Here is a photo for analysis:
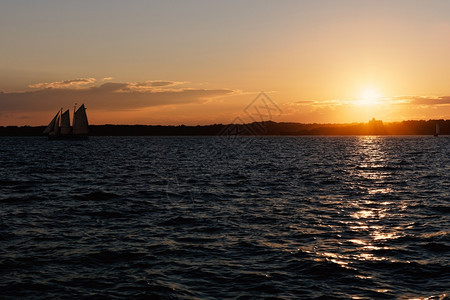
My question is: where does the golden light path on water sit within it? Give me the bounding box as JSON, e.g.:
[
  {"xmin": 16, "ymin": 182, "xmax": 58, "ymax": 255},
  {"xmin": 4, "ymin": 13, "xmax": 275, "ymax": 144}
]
[
  {"xmin": 349, "ymin": 136, "xmax": 404, "ymax": 249},
  {"xmin": 265, "ymin": 136, "xmax": 447, "ymax": 299},
  {"xmin": 260, "ymin": 137, "xmax": 409, "ymax": 258},
  {"xmin": 313, "ymin": 137, "xmax": 409, "ymax": 294}
]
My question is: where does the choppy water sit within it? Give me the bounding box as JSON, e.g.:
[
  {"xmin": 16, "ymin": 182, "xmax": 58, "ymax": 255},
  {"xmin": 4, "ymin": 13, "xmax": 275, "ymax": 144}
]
[{"xmin": 0, "ymin": 136, "xmax": 449, "ymax": 299}]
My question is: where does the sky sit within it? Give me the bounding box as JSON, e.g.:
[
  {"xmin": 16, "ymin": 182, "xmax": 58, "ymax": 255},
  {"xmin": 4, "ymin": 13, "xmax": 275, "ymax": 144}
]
[{"xmin": 1, "ymin": 0, "xmax": 450, "ymax": 126}]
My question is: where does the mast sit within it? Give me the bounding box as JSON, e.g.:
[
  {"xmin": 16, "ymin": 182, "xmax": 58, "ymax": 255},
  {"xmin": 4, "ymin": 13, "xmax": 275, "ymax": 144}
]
[{"xmin": 73, "ymin": 103, "xmax": 77, "ymax": 129}]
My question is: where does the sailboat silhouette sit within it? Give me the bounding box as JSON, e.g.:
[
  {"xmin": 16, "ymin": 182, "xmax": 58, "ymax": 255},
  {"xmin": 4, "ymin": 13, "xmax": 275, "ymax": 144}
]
[
  {"xmin": 433, "ymin": 122, "xmax": 439, "ymax": 137},
  {"xmin": 43, "ymin": 104, "xmax": 89, "ymax": 140}
]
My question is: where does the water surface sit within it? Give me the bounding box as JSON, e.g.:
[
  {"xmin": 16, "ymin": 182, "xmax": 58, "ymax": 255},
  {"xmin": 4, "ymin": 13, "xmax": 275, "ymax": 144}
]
[{"xmin": 0, "ymin": 136, "xmax": 449, "ymax": 299}]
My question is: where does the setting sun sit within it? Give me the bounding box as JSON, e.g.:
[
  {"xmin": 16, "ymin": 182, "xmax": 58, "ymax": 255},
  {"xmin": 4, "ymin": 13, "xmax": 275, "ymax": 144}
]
[{"xmin": 358, "ymin": 88, "xmax": 382, "ymax": 106}]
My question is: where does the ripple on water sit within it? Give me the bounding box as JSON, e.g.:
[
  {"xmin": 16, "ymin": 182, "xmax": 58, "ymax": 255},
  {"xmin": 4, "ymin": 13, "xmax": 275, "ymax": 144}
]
[{"xmin": 0, "ymin": 136, "xmax": 449, "ymax": 299}]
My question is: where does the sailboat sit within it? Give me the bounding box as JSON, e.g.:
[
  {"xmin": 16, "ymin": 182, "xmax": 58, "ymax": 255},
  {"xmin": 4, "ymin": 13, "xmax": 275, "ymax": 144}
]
[
  {"xmin": 434, "ymin": 122, "xmax": 440, "ymax": 137},
  {"xmin": 43, "ymin": 104, "xmax": 89, "ymax": 140}
]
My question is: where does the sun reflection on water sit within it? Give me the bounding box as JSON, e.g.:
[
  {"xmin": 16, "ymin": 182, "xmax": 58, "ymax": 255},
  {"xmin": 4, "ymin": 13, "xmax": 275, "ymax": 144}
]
[
  {"xmin": 344, "ymin": 136, "xmax": 404, "ymax": 263},
  {"xmin": 351, "ymin": 210, "xmax": 375, "ymax": 219}
]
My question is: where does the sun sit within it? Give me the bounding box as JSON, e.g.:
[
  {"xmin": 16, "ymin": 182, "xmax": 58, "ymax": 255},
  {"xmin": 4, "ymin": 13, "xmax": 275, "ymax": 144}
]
[{"xmin": 358, "ymin": 88, "xmax": 381, "ymax": 106}]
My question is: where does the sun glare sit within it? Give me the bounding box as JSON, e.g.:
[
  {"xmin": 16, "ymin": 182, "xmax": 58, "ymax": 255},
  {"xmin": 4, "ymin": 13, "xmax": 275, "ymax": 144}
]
[{"xmin": 358, "ymin": 89, "xmax": 381, "ymax": 106}]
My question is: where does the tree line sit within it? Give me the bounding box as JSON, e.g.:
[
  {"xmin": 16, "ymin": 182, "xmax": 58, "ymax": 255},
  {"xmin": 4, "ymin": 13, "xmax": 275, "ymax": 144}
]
[{"xmin": 0, "ymin": 119, "xmax": 447, "ymax": 136}]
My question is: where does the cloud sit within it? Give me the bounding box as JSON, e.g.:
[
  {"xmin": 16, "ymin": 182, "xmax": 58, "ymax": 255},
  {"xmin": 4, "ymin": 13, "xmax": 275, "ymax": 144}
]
[
  {"xmin": 0, "ymin": 80, "xmax": 234, "ymax": 112},
  {"xmin": 404, "ymin": 96, "xmax": 450, "ymax": 105},
  {"xmin": 122, "ymin": 80, "xmax": 187, "ymax": 92},
  {"xmin": 29, "ymin": 78, "xmax": 96, "ymax": 89},
  {"xmin": 295, "ymin": 100, "xmax": 315, "ymax": 104},
  {"xmin": 290, "ymin": 99, "xmax": 346, "ymax": 107},
  {"xmin": 289, "ymin": 96, "xmax": 450, "ymax": 108}
]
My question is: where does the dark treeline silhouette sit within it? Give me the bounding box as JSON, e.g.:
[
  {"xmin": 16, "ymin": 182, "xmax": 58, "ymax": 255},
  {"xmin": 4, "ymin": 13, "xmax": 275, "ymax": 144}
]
[{"xmin": 0, "ymin": 119, "xmax": 448, "ymax": 136}]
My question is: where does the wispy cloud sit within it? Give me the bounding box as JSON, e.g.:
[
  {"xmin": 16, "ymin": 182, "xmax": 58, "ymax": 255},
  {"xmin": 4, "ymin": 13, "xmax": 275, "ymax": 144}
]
[
  {"xmin": 289, "ymin": 95, "xmax": 450, "ymax": 107},
  {"xmin": 295, "ymin": 100, "xmax": 315, "ymax": 104},
  {"xmin": 122, "ymin": 80, "xmax": 188, "ymax": 92},
  {"xmin": 29, "ymin": 78, "xmax": 97, "ymax": 89},
  {"xmin": 290, "ymin": 99, "xmax": 349, "ymax": 107},
  {"xmin": 402, "ymin": 96, "xmax": 450, "ymax": 105}
]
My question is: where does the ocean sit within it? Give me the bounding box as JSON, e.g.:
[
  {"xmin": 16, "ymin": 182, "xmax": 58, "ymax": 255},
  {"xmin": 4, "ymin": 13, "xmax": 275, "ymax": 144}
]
[{"xmin": 0, "ymin": 136, "xmax": 449, "ymax": 299}]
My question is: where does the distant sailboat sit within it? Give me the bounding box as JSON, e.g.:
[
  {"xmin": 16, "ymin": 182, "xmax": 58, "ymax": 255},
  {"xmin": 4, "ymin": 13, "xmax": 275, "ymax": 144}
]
[
  {"xmin": 44, "ymin": 104, "xmax": 89, "ymax": 140},
  {"xmin": 434, "ymin": 122, "xmax": 440, "ymax": 137}
]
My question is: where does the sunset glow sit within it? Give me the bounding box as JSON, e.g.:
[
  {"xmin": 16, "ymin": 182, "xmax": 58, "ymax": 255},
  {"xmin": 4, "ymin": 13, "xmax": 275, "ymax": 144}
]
[{"xmin": 1, "ymin": 1, "xmax": 450, "ymax": 125}]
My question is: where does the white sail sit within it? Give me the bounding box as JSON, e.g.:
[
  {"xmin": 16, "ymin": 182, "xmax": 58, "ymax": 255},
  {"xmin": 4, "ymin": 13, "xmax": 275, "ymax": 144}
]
[
  {"xmin": 60, "ymin": 109, "xmax": 71, "ymax": 135},
  {"xmin": 73, "ymin": 104, "xmax": 89, "ymax": 135},
  {"xmin": 43, "ymin": 112, "xmax": 59, "ymax": 134}
]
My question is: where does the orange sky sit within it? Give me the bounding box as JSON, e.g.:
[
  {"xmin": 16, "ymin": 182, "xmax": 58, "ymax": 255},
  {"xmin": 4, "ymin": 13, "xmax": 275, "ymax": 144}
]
[{"xmin": 1, "ymin": 1, "xmax": 450, "ymax": 126}]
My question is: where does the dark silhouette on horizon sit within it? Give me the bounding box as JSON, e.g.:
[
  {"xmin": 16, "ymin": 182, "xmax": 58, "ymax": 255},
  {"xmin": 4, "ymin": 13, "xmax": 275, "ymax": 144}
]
[{"xmin": 0, "ymin": 119, "xmax": 448, "ymax": 136}]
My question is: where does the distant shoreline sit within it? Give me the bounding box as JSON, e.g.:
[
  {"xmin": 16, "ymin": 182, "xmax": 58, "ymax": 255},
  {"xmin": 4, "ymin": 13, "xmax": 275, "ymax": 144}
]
[{"xmin": 0, "ymin": 119, "xmax": 447, "ymax": 136}]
